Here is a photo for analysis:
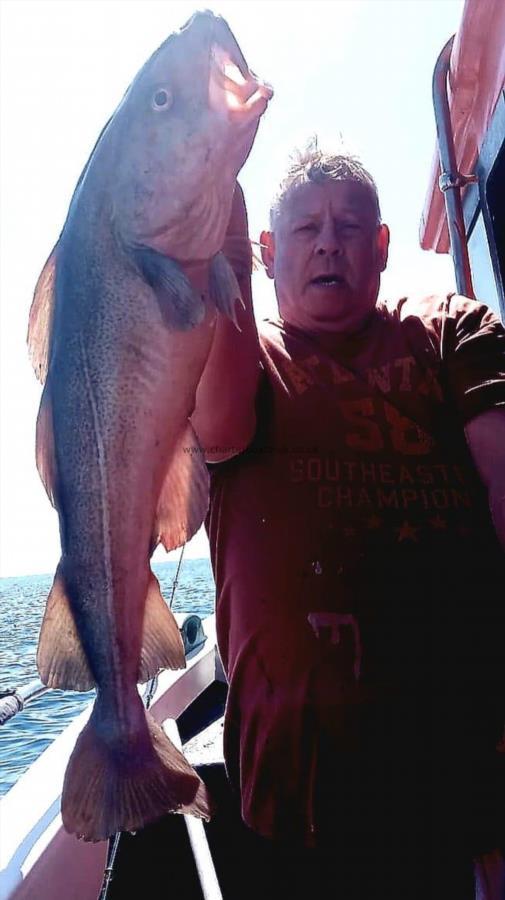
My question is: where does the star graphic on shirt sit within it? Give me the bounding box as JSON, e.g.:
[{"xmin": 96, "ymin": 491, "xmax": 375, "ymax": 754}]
[
  {"xmin": 343, "ymin": 526, "xmax": 356, "ymax": 538},
  {"xmin": 366, "ymin": 514, "xmax": 382, "ymax": 529},
  {"xmin": 429, "ymin": 515, "xmax": 447, "ymax": 530},
  {"xmin": 397, "ymin": 520, "xmax": 419, "ymax": 542}
]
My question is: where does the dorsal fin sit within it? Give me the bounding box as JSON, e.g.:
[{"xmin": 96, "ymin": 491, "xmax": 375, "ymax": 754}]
[
  {"xmin": 36, "ymin": 382, "xmax": 58, "ymax": 507},
  {"xmin": 27, "ymin": 244, "xmax": 58, "ymax": 384},
  {"xmin": 27, "ymin": 113, "xmax": 116, "ymax": 386}
]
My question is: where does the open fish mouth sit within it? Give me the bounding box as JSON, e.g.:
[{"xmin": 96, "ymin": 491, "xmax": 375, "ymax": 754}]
[{"xmin": 208, "ymin": 23, "xmax": 273, "ymax": 119}]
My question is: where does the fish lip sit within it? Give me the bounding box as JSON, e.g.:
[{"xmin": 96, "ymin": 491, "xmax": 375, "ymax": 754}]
[
  {"xmin": 208, "ymin": 17, "xmax": 273, "ymax": 117},
  {"xmin": 211, "ymin": 14, "xmax": 250, "ymax": 79},
  {"xmin": 208, "ymin": 47, "xmax": 273, "ymax": 117}
]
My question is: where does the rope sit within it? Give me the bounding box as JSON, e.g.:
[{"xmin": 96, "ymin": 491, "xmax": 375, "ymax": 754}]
[
  {"xmin": 0, "ymin": 680, "xmax": 52, "ymax": 725},
  {"xmin": 0, "ymin": 690, "xmax": 24, "ymax": 725},
  {"xmin": 98, "ymin": 544, "xmax": 186, "ymax": 899}
]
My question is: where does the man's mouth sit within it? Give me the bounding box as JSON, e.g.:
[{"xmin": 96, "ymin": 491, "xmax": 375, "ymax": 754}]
[{"xmin": 310, "ymin": 275, "xmax": 345, "ymax": 287}]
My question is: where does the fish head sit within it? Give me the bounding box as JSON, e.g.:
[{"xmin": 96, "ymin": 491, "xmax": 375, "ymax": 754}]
[{"xmin": 106, "ymin": 11, "xmax": 273, "ymax": 260}]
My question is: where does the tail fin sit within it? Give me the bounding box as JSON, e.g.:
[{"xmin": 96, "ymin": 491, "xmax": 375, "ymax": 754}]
[{"xmin": 61, "ymin": 695, "xmax": 211, "ymax": 842}]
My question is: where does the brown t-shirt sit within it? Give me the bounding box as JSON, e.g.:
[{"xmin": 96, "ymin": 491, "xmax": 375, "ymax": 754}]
[{"xmin": 207, "ymin": 294, "xmax": 505, "ymax": 847}]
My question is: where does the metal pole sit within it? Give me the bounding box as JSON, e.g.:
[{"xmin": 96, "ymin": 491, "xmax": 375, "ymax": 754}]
[
  {"xmin": 432, "ymin": 36, "xmax": 477, "ymax": 298},
  {"xmin": 164, "ymin": 718, "xmax": 223, "ymax": 900}
]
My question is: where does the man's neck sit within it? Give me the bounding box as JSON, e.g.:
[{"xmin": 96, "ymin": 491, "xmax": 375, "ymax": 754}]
[{"xmin": 282, "ymin": 307, "xmax": 382, "ymax": 355}]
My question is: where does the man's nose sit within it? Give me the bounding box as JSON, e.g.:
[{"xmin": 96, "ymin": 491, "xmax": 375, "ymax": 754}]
[{"xmin": 315, "ymin": 220, "xmax": 341, "ymax": 256}]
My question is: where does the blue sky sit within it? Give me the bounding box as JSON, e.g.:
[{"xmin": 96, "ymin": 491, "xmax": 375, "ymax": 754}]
[{"xmin": 0, "ymin": 0, "xmax": 464, "ymax": 576}]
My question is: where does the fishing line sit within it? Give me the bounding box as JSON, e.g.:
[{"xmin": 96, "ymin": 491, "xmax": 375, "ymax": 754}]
[{"xmin": 169, "ymin": 543, "xmax": 186, "ymax": 608}]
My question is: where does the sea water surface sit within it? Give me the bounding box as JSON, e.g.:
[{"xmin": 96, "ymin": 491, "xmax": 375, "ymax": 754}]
[{"xmin": 0, "ymin": 558, "xmax": 215, "ymax": 796}]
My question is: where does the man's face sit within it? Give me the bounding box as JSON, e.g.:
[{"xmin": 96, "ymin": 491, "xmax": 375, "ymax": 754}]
[{"xmin": 262, "ymin": 179, "xmax": 389, "ymax": 335}]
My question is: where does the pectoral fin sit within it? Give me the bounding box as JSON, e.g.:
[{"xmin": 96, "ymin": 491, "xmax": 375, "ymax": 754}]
[
  {"xmin": 37, "ymin": 564, "xmax": 95, "ymax": 691},
  {"xmin": 134, "ymin": 247, "xmax": 205, "ymax": 330},
  {"xmin": 209, "ymin": 251, "xmax": 244, "ymax": 328},
  {"xmin": 138, "ymin": 571, "xmax": 186, "ymax": 682},
  {"xmin": 152, "ymin": 423, "xmax": 209, "ymax": 553},
  {"xmin": 28, "ymin": 244, "xmax": 58, "ymax": 384}
]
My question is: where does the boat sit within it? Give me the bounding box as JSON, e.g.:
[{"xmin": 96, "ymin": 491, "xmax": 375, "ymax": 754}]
[{"xmin": 1, "ymin": 0, "xmax": 504, "ymax": 897}]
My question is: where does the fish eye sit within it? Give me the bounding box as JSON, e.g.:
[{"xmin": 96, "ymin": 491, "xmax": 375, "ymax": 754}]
[{"xmin": 152, "ymin": 87, "xmax": 172, "ymax": 111}]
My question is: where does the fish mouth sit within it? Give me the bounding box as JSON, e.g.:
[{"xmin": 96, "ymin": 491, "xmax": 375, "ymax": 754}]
[{"xmin": 208, "ymin": 19, "xmax": 273, "ymax": 119}]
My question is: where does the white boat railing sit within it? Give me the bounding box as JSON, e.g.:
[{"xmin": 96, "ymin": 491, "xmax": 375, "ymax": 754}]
[{"xmin": 0, "ymin": 605, "xmax": 207, "ymax": 728}]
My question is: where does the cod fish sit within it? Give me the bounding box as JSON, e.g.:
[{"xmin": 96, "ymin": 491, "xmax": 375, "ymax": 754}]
[{"xmin": 27, "ymin": 11, "xmax": 272, "ymax": 842}]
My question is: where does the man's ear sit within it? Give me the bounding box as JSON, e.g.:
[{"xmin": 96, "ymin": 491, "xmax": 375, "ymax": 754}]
[
  {"xmin": 377, "ymin": 224, "xmax": 390, "ymax": 272},
  {"xmin": 260, "ymin": 230, "xmax": 275, "ymax": 280}
]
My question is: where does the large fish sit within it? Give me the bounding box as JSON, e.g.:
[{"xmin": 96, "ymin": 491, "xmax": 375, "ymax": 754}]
[{"xmin": 27, "ymin": 11, "xmax": 272, "ymax": 842}]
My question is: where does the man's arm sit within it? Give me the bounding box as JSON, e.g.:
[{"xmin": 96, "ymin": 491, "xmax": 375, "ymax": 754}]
[
  {"xmin": 192, "ymin": 184, "xmax": 262, "ymax": 463},
  {"xmin": 465, "ymin": 408, "xmax": 505, "ymax": 550},
  {"xmin": 432, "ymin": 294, "xmax": 505, "ymax": 548}
]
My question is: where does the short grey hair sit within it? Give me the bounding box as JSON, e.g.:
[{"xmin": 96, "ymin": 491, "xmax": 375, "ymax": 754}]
[{"xmin": 269, "ymin": 136, "xmax": 381, "ymax": 229}]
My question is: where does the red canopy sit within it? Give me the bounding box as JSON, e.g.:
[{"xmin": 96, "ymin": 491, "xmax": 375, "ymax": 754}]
[{"xmin": 419, "ymin": 0, "xmax": 505, "ymax": 253}]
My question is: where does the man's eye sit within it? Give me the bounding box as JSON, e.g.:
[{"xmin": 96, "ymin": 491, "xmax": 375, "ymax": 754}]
[{"xmin": 296, "ymin": 224, "xmax": 316, "ymax": 233}]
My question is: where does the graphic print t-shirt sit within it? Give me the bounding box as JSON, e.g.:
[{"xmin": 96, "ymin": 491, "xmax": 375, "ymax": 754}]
[{"xmin": 207, "ymin": 295, "xmax": 505, "ymax": 845}]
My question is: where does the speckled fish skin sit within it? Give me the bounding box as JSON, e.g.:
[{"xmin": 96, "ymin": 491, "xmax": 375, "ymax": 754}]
[{"xmin": 28, "ymin": 10, "xmax": 272, "ymax": 842}]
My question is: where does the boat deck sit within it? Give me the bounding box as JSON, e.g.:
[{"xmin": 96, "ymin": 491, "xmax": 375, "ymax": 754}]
[{"xmin": 106, "ymin": 761, "xmax": 255, "ymax": 899}]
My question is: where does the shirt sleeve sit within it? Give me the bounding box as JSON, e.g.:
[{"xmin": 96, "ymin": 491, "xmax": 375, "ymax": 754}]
[{"xmin": 441, "ymin": 294, "xmax": 505, "ymax": 422}]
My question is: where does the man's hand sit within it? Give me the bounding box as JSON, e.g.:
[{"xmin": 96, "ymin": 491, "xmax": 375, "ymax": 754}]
[
  {"xmin": 222, "ymin": 183, "xmax": 253, "ymax": 286},
  {"xmin": 192, "ymin": 183, "xmax": 261, "ymax": 462}
]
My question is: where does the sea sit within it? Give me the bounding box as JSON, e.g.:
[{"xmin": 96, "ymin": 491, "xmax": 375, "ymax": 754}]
[{"xmin": 0, "ymin": 558, "xmax": 215, "ymax": 796}]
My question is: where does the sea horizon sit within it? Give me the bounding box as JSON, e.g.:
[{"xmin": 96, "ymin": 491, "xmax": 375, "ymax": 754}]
[{"xmin": 0, "ymin": 553, "xmax": 211, "ymax": 582}]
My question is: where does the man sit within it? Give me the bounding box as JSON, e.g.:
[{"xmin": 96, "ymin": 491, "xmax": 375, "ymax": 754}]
[{"xmin": 192, "ymin": 142, "xmax": 505, "ymax": 899}]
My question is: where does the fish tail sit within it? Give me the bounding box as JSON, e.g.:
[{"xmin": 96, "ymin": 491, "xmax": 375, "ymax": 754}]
[{"xmin": 61, "ymin": 693, "xmax": 211, "ymax": 842}]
